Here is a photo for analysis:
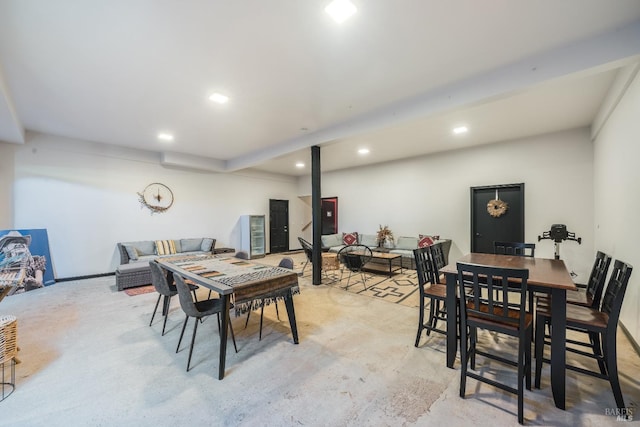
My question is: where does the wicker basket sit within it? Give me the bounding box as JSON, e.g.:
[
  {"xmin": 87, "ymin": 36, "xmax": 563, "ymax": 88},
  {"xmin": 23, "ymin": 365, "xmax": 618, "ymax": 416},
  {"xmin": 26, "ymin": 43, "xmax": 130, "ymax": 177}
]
[{"xmin": 0, "ymin": 315, "xmax": 17, "ymax": 401}]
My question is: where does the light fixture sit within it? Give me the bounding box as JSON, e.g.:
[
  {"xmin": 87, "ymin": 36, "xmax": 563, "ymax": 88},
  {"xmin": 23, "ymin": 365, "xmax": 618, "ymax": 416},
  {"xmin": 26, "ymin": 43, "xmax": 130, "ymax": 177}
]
[
  {"xmin": 295, "ymin": 162, "xmax": 305, "ymax": 168},
  {"xmin": 157, "ymin": 133, "xmax": 174, "ymax": 142},
  {"xmin": 358, "ymin": 148, "xmax": 370, "ymax": 155},
  {"xmin": 209, "ymin": 92, "xmax": 229, "ymax": 104},
  {"xmin": 453, "ymin": 126, "xmax": 468, "ymax": 135},
  {"xmin": 325, "ymin": 0, "xmax": 357, "ymax": 23}
]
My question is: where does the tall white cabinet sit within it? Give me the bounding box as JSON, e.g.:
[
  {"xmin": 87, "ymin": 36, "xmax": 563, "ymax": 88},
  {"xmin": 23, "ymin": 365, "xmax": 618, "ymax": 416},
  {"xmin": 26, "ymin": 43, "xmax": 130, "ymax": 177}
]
[{"xmin": 240, "ymin": 215, "xmax": 266, "ymax": 259}]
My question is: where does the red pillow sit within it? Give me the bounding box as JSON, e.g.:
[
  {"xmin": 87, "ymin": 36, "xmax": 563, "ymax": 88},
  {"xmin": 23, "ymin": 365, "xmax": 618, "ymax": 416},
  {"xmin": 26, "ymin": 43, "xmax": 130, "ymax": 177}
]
[
  {"xmin": 418, "ymin": 235, "xmax": 436, "ymax": 248},
  {"xmin": 343, "ymin": 232, "xmax": 358, "ymax": 245}
]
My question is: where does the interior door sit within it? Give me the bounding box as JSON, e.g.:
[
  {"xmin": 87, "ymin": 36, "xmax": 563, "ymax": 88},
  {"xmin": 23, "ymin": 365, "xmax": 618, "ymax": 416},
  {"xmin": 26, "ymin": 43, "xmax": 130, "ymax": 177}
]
[
  {"xmin": 321, "ymin": 197, "xmax": 338, "ymax": 235},
  {"xmin": 471, "ymin": 184, "xmax": 525, "ymax": 253},
  {"xmin": 269, "ymin": 199, "xmax": 289, "ymax": 253}
]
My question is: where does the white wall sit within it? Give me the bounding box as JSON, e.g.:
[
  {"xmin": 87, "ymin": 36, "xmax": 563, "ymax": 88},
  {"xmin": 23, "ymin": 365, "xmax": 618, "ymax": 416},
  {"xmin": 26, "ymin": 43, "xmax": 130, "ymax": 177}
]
[
  {"xmin": 0, "ymin": 141, "xmax": 14, "ymax": 228},
  {"xmin": 593, "ymin": 70, "xmax": 640, "ymax": 343},
  {"xmin": 11, "ymin": 133, "xmax": 305, "ymax": 278},
  {"xmin": 300, "ymin": 128, "xmax": 595, "ymax": 280}
]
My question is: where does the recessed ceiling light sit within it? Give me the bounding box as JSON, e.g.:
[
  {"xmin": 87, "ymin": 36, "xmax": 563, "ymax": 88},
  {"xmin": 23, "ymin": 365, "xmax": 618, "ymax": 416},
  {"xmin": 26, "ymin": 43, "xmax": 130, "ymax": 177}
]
[
  {"xmin": 157, "ymin": 133, "xmax": 174, "ymax": 142},
  {"xmin": 325, "ymin": 0, "xmax": 357, "ymax": 23},
  {"xmin": 358, "ymin": 148, "xmax": 370, "ymax": 155},
  {"xmin": 295, "ymin": 162, "xmax": 305, "ymax": 168},
  {"xmin": 209, "ymin": 93, "xmax": 229, "ymax": 104},
  {"xmin": 453, "ymin": 126, "xmax": 468, "ymax": 135}
]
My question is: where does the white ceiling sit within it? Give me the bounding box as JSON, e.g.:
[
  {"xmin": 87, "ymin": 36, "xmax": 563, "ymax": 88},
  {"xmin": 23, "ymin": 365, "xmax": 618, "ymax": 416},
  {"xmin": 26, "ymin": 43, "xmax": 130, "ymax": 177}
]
[{"xmin": 1, "ymin": 1, "xmax": 640, "ymax": 176}]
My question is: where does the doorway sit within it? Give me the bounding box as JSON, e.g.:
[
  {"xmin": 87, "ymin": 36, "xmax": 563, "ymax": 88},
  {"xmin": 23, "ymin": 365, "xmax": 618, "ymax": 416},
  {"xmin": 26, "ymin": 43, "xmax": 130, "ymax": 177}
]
[
  {"xmin": 269, "ymin": 199, "xmax": 289, "ymax": 253},
  {"xmin": 321, "ymin": 197, "xmax": 338, "ymax": 235},
  {"xmin": 471, "ymin": 183, "xmax": 525, "ymax": 254}
]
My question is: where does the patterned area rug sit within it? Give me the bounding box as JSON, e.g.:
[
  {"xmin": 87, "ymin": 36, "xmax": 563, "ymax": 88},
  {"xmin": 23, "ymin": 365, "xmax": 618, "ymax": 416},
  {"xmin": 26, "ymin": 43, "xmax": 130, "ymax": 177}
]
[
  {"xmin": 124, "ymin": 285, "xmax": 155, "ymax": 296},
  {"xmin": 301, "ymin": 267, "xmax": 420, "ymax": 308}
]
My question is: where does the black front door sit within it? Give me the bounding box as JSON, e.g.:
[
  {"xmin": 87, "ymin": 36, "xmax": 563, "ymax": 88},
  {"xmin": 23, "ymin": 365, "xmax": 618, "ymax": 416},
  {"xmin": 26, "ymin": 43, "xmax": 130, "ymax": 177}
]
[
  {"xmin": 269, "ymin": 199, "xmax": 289, "ymax": 253},
  {"xmin": 471, "ymin": 184, "xmax": 525, "ymax": 254}
]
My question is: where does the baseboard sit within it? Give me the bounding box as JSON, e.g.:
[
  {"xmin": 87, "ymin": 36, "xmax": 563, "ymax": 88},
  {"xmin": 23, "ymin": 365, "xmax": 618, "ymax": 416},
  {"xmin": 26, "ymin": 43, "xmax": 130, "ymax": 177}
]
[
  {"xmin": 55, "ymin": 272, "xmax": 115, "ymax": 282},
  {"xmin": 620, "ymin": 322, "xmax": 640, "ymax": 357}
]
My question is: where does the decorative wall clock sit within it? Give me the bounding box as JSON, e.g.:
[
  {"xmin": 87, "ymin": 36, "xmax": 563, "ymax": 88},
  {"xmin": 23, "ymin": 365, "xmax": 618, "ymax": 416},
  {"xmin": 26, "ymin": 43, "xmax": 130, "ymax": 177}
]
[{"xmin": 138, "ymin": 183, "xmax": 174, "ymax": 214}]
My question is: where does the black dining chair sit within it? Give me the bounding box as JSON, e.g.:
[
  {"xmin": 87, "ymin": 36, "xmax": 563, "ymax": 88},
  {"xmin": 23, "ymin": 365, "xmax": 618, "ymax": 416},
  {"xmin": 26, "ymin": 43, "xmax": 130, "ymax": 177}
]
[
  {"xmin": 534, "ymin": 259, "xmax": 633, "ymax": 411},
  {"xmin": 413, "ymin": 246, "xmax": 449, "ymax": 346},
  {"xmin": 298, "ymin": 237, "xmax": 313, "ymax": 275},
  {"xmin": 337, "ymin": 245, "xmax": 373, "ymax": 290},
  {"xmin": 174, "ymin": 274, "xmax": 238, "ymax": 372},
  {"xmin": 244, "ymin": 257, "xmax": 294, "ymax": 340},
  {"xmin": 494, "ymin": 241, "xmax": 536, "ymax": 257},
  {"xmin": 457, "ymin": 262, "xmax": 532, "ymax": 425},
  {"xmin": 567, "ymin": 251, "xmax": 612, "ymax": 308},
  {"xmin": 148, "ymin": 261, "xmax": 198, "ymax": 336}
]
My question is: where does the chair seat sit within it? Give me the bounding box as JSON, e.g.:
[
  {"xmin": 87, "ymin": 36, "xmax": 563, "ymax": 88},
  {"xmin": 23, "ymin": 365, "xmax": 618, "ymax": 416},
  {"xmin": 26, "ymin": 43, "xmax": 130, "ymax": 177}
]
[
  {"xmin": 468, "ymin": 302, "xmax": 533, "ymax": 332},
  {"xmin": 193, "ymin": 298, "xmax": 227, "ymax": 317},
  {"xmin": 537, "ymin": 303, "xmax": 609, "ymax": 330},
  {"xmin": 423, "ymin": 283, "xmax": 447, "ymax": 299}
]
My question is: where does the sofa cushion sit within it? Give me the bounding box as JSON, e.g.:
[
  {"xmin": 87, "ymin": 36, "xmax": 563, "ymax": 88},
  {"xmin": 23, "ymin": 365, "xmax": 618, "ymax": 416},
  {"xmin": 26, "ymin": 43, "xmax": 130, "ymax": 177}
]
[
  {"xmin": 122, "ymin": 244, "xmax": 139, "ymax": 261},
  {"xmin": 131, "ymin": 240, "xmax": 156, "ymax": 256},
  {"xmin": 321, "ymin": 233, "xmax": 342, "ymax": 248},
  {"xmin": 395, "ymin": 236, "xmax": 418, "ymax": 250},
  {"xmin": 155, "ymin": 240, "xmax": 177, "ymax": 255},
  {"xmin": 418, "ymin": 235, "xmax": 436, "ymax": 248},
  {"xmin": 360, "ymin": 233, "xmax": 378, "ymax": 247},
  {"xmin": 342, "ymin": 232, "xmax": 358, "ymax": 245},
  {"xmin": 201, "ymin": 238, "xmax": 214, "ymax": 252},
  {"xmin": 180, "ymin": 238, "xmax": 203, "ymax": 252}
]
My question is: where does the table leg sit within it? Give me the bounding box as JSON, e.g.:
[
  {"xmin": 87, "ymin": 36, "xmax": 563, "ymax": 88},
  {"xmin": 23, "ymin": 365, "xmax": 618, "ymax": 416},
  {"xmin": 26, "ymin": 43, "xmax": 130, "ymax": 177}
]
[
  {"xmin": 550, "ymin": 288, "xmax": 566, "ymax": 409},
  {"xmin": 445, "ymin": 271, "xmax": 457, "ymax": 368},
  {"xmin": 284, "ymin": 290, "xmax": 299, "ymax": 344},
  {"xmin": 218, "ymin": 294, "xmax": 231, "ymax": 380}
]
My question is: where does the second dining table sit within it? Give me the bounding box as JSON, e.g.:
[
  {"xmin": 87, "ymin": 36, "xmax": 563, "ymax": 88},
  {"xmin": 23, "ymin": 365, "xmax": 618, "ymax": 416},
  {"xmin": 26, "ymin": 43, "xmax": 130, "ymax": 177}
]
[{"xmin": 440, "ymin": 253, "xmax": 576, "ymax": 410}]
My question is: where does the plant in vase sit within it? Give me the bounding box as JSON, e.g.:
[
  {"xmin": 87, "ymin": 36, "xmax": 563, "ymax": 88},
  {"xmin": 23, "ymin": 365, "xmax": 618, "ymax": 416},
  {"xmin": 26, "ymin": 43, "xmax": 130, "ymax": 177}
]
[{"xmin": 377, "ymin": 225, "xmax": 394, "ymax": 248}]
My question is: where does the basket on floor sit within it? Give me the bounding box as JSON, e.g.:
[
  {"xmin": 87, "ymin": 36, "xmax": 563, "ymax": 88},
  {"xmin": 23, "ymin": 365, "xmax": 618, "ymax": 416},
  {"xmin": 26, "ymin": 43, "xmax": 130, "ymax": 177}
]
[{"xmin": 0, "ymin": 315, "xmax": 17, "ymax": 401}]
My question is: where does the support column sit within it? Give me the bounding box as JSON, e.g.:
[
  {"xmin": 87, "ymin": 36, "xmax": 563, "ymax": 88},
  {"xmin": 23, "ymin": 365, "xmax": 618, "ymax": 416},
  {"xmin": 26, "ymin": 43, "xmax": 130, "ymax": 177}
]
[{"xmin": 311, "ymin": 146, "xmax": 322, "ymax": 285}]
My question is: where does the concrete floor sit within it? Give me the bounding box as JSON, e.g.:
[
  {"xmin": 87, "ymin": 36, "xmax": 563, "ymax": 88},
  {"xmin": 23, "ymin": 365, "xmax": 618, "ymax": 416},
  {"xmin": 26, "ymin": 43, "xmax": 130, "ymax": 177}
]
[{"xmin": 0, "ymin": 253, "xmax": 638, "ymax": 426}]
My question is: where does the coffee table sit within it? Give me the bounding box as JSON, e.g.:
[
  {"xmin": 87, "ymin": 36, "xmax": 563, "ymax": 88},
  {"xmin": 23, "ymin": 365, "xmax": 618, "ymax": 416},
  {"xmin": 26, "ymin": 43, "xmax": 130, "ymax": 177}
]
[{"xmin": 349, "ymin": 250, "xmax": 402, "ymax": 276}]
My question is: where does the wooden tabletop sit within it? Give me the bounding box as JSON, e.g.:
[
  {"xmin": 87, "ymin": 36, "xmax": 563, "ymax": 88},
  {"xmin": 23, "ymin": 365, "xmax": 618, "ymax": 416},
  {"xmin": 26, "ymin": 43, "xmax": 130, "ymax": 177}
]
[{"xmin": 440, "ymin": 253, "xmax": 576, "ymax": 290}]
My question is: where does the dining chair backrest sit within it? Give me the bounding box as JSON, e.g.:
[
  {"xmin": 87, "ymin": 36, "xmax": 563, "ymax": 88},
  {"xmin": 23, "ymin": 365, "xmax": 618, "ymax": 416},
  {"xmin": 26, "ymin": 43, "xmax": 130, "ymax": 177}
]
[
  {"xmin": 413, "ymin": 246, "xmax": 433, "ymax": 287},
  {"xmin": 429, "ymin": 243, "xmax": 446, "ymax": 284},
  {"xmin": 494, "ymin": 241, "xmax": 536, "ymax": 257},
  {"xmin": 278, "ymin": 257, "xmax": 294, "ymax": 270},
  {"xmin": 149, "ymin": 261, "xmax": 176, "ymax": 296},
  {"xmin": 457, "ymin": 262, "xmax": 529, "ymax": 331},
  {"xmin": 600, "ymin": 260, "xmax": 633, "ymax": 327},
  {"xmin": 298, "ymin": 237, "xmax": 313, "ymax": 262},
  {"xmin": 173, "ymin": 274, "xmax": 201, "ymax": 318},
  {"xmin": 235, "ymin": 251, "xmax": 249, "ymax": 259},
  {"xmin": 584, "ymin": 251, "xmax": 612, "ymax": 309}
]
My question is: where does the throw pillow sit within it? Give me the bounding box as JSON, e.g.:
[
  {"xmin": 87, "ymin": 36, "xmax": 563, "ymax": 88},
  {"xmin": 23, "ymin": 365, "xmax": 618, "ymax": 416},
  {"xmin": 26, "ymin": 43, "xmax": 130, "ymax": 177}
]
[
  {"xmin": 418, "ymin": 235, "xmax": 435, "ymax": 248},
  {"xmin": 321, "ymin": 233, "xmax": 342, "ymax": 248},
  {"xmin": 201, "ymin": 238, "xmax": 214, "ymax": 252},
  {"xmin": 123, "ymin": 244, "xmax": 139, "ymax": 261},
  {"xmin": 343, "ymin": 232, "xmax": 358, "ymax": 245},
  {"xmin": 155, "ymin": 240, "xmax": 177, "ymax": 256}
]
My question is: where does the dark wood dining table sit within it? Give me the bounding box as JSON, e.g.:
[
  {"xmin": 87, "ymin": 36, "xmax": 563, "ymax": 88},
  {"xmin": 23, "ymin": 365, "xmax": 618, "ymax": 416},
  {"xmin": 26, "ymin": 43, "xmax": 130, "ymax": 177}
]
[
  {"xmin": 440, "ymin": 253, "xmax": 576, "ymax": 409},
  {"xmin": 157, "ymin": 254, "xmax": 300, "ymax": 380}
]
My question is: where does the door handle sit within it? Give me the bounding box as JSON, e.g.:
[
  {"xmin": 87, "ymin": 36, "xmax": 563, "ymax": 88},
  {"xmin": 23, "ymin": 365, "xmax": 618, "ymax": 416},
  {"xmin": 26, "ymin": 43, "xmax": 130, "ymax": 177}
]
[{"xmin": 476, "ymin": 233, "xmax": 482, "ymax": 237}]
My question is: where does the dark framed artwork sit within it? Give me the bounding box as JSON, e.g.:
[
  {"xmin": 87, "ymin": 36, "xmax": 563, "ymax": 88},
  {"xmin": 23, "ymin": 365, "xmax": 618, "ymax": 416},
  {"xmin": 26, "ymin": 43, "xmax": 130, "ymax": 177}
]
[{"xmin": 0, "ymin": 228, "xmax": 55, "ymax": 296}]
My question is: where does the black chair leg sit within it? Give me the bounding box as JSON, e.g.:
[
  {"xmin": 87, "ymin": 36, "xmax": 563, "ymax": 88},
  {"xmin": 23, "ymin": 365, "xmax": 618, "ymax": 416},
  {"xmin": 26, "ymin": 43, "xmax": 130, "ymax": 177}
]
[
  {"xmin": 186, "ymin": 317, "xmax": 199, "ymax": 371},
  {"xmin": 534, "ymin": 316, "xmax": 546, "ymax": 389},
  {"xmin": 244, "ymin": 310, "xmax": 251, "ymax": 329},
  {"xmin": 426, "ymin": 300, "xmax": 435, "ymax": 336},
  {"xmin": 177, "ymin": 315, "xmax": 189, "ymax": 353},
  {"xmin": 604, "ymin": 332, "xmax": 625, "ymax": 409},
  {"xmin": 259, "ymin": 305, "xmax": 265, "ymax": 341},
  {"xmin": 161, "ymin": 295, "xmax": 171, "ymax": 336},
  {"xmin": 149, "ymin": 294, "xmax": 162, "ymax": 326},
  {"xmin": 415, "ymin": 298, "xmax": 425, "ymax": 347},
  {"xmin": 229, "ymin": 320, "xmax": 238, "ymax": 353}
]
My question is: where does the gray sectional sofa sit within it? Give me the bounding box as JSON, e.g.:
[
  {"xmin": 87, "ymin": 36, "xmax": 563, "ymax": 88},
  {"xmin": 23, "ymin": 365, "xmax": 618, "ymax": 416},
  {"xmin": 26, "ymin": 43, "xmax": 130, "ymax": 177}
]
[
  {"xmin": 321, "ymin": 233, "xmax": 451, "ymax": 269},
  {"xmin": 115, "ymin": 238, "xmax": 216, "ymax": 290}
]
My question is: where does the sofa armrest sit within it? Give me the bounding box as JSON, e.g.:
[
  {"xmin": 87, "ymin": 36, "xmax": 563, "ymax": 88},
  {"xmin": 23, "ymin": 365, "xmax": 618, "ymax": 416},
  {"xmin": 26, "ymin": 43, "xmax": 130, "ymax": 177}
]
[{"xmin": 117, "ymin": 242, "xmax": 130, "ymax": 264}]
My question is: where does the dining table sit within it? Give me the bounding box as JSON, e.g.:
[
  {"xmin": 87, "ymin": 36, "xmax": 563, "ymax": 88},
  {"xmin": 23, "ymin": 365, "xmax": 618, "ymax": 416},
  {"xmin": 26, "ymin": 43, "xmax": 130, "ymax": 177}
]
[
  {"xmin": 157, "ymin": 253, "xmax": 300, "ymax": 380},
  {"xmin": 440, "ymin": 253, "xmax": 576, "ymax": 410}
]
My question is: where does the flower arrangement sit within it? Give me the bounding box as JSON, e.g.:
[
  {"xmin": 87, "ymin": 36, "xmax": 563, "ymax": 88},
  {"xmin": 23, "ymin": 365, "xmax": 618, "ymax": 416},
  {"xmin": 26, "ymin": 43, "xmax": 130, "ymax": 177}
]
[{"xmin": 377, "ymin": 225, "xmax": 394, "ymax": 246}]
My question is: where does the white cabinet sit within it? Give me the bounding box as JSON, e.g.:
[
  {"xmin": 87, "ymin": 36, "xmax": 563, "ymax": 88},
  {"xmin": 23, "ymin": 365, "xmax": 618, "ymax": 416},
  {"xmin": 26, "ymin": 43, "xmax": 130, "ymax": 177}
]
[{"xmin": 240, "ymin": 215, "xmax": 266, "ymax": 259}]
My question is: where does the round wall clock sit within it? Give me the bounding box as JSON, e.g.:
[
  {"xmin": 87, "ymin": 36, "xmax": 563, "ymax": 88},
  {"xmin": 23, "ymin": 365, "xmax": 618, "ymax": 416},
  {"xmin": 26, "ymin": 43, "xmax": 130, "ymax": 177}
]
[{"xmin": 138, "ymin": 183, "xmax": 174, "ymax": 214}]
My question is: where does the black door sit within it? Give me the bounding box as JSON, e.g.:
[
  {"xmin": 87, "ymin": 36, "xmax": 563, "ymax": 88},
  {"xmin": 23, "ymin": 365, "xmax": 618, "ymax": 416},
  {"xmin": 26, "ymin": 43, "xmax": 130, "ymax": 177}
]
[
  {"xmin": 471, "ymin": 184, "xmax": 525, "ymax": 254},
  {"xmin": 269, "ymin": 199, "xmax": 289, "ymax": 253},
  {"xmin": 321, "ymin": 197, "xmax": 338, "ymax": 235}
]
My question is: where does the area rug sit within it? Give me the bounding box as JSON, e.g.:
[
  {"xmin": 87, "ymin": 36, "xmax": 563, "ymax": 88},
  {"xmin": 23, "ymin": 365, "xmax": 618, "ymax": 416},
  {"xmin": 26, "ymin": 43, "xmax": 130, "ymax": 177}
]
[
  {"xmin": 124, "ymin": 285, "xmax": 155, "ymax": 296},
  {"xmin": 301, "ymin": 268, "xmax": 420, "ymax": 308}
]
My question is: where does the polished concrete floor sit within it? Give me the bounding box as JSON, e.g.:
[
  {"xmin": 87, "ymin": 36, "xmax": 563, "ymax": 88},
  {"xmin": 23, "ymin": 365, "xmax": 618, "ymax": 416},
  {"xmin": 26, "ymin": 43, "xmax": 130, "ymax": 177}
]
[{"xmin": 0, "ymin": 254, "xmax": 638, "ymax": 426}]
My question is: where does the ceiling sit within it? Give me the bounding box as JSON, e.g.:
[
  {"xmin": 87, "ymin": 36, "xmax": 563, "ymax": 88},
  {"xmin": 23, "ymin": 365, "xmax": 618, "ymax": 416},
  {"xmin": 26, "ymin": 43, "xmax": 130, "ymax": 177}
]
[{"xmin": 1, "ymin": 1, "xmax": 640, "ymax": 177}]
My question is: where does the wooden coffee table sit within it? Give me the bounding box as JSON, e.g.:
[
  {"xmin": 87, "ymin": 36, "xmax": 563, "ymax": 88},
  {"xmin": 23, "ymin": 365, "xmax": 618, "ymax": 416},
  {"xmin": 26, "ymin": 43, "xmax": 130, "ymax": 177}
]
[{"xmin": 360, "ymin": 251, "xmax": 403, "ymax": 276}]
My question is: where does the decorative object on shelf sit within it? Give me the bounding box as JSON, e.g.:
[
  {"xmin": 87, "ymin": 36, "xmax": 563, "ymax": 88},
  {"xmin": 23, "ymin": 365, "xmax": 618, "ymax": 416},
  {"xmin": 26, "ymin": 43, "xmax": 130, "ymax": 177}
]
[
  {"xmin": 487, "ymin": 189, "xmax": 508, "ymax": 218},
  {"xmin": 138, "ymin": 183, "xmax": 174, "ymax": 214},
  {"xmin": 377, "ymin": 225, "xmax": 394, "ymax": 247}
]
